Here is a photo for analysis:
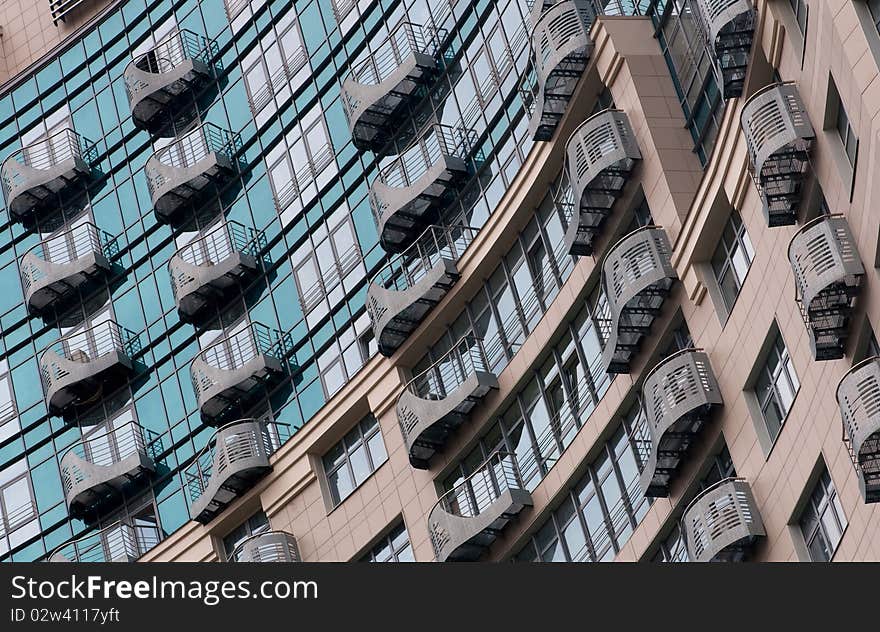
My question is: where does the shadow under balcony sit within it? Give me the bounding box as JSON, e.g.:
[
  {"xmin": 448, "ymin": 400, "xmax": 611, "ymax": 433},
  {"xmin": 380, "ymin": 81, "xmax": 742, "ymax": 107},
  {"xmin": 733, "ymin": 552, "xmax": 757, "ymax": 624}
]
[
  {"xmin": 124, "ymin": 29, "xmax": 217, "ymax": 136},
  {"xmin": 563, "ymin": 109, "xmax": 641, "ymax": 256},
  {"xmin": 60, "ymin": 421, "xmax": 159, "ymax": 518},
  {"xmin": 397, "ymin": 335, "xmax": 498, "ymax": 469},
  {"xmin": 187, "ymin": 419, "xmax": 287, "ymax": 524},
  {"xmin": 40, "ymin": 320, "xmax": 140, "ymax": 417},
  {"xmin": 146, "ymin": 123, "xmax": 241, "ymax": 225},
  {"xmin": 692, "ymin": 0, "xmax": 755, "ymax": 99},
  {"xmin": 229, "ymin": 530, "xmax": 301, "ymax": 562},
  {"xmin": 1, "ymin": 129, "xmax": 98, "ymax": 226},
  {"xmin": 370, "ymin": 124, "xmax": 472, "ymax": 253},
  {"xmin": 20, "ymin": 222, "xmax": 118, "ymax": 315},
  {"xmin": 368, "ymin": 225, "xmax": 475, "ymax": 357},
  {"xmin": 528, "ymin": 1, "xmax": 594, "ymax": 141},
  {"xmin": 599, "ymin": 226, "xmax": 677, "ymax": 374},
  {"xmin": 169, "ymin": 220, "xmax": 264, "ymax": 323},
  {"xmin": 341, "ymin": 22, "xmax": 443, "ymax": 152},
  {"xmin": 837, "ymin": 358, "xmax": 880, "ymax": 503},
  {"xmin": 788, "ymin": 214, "xmax": 864, "ymax": 361},
  {"xmin": 682, "ymin": 477, "xmax": 765, "ymax": 562},
  {"xmin": 191, "ymin": 322, "xmax": 288, "ymax": 423},
  {"xmin": 639, "ymin": 349, "xmax": 723, "ymax": 498},
  {"xmin": 741, "ymin": 82, "xmax": 815, "ymax": 227},
  {"xmin": 429, "ymin": 452, "xmax": 532, "ymax": 562},
  {"xmin": 48, "ymin": 520, "xmax": 161, "ymax": 562}
]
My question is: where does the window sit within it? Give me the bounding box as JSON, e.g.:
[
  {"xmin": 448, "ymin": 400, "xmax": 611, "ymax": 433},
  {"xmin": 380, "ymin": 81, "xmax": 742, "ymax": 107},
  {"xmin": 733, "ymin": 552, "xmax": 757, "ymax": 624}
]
[
  {"xmin": 798, "ymin": 467, "xmax": 847, "ymax": 561},
  {"xmin": 0, "ymin": 475, "xmax": 36, "ymax": 537},
  {"xmin": 869, "ymin": 0, "xmax": 880, "ymax": 34},
  {"xmin": 711, "ymin": 210, "xmax": 754, "ymax": 313},
  {"xmin": 650, "ymin": 0, "xmax": 726, "ymax": 164},
  {"xmin": 753, "ymin": 331, "xmax": 800, "ymax": 444},
  {"xmin": 359, "ymin": 522, "xmax": 414, "ymax": 562},
  {"xmin": 323, "ymin": 415, "xmax": 387, "ymax": 507},
  {"xmin": 835, "ymin": 93, "xmax": 858, "ymax": 166},
  {"xmin": 788, "ymin": 0, "xmax": 808, "ymax": 34},
  {"xmin": 223, "ymin": 510, "xmax": 269, "ymax": 560},
  {"xmin": 513, "ymin": 421, "xmax": 650, "ymax": 562}
]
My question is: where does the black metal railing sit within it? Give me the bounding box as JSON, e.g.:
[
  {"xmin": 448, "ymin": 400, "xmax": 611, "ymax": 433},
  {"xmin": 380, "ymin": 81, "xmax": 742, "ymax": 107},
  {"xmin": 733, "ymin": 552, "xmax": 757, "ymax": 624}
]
[
  {"xmin": 405, "ymin": 335, "xmax": 491, "ymax": 401},
  {"xmin": 434, "ymin": 451, "xmax": 523, "ymax": 519},
  {"xmin": 371, "ymin": 224, "xmax": 476, "ymax": 293},
  {"xmin": 21, "ymin": 222, "xmax": 119, "ymax": 291}
]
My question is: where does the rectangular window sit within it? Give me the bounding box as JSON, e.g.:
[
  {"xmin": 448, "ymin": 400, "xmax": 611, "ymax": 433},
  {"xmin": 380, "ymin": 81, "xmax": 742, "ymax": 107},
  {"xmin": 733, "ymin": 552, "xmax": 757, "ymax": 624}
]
[
  {"xmin": 359, "ymin": 522, "xmax": 414, "ymax": 562},
  {"xmin": 798, "ymin": 467, "xmax": 847, "ymax": 561},
  {"xmin": 323, "ymin": 415, "xmax": 387, "ymax": 507},
  {"xmin": 754, "ymin": 332, "xmax": 800, "ymax": 443},
  {"xmin": 222, "ymin": 510, "xmax": 269, "ymax": 560},
  {"xmin": 711, "ymin": 210, "xmax": 755, "ymax": 313},
  {"xmin": 0, "ymin": 474, "xmax": 36, "ymax": 536},
  {"xmin": 788, "ymin": 0, "xmax": 808, "ymax": 34},
  {"xmin": 835, "ymin": 94, "xmax": 858, "ymax": 166},
  {"xmin": 869, "ymin": 0, "xmax": 880, "ymax": 34}
]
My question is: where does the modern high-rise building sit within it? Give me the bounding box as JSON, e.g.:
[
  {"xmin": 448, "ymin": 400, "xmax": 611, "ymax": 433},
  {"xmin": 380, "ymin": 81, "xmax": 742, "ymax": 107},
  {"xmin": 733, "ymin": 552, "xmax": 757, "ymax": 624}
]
[{"xmin": 0, "ymin": 0, "xmax": 878, "ymax": 564}]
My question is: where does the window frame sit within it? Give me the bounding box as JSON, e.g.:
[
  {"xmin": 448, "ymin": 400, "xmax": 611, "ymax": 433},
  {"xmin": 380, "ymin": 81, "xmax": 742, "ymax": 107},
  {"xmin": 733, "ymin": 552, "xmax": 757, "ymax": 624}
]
[{"xmin": 322, "ymin": 415, "xmax": 388, "ymax": 508}]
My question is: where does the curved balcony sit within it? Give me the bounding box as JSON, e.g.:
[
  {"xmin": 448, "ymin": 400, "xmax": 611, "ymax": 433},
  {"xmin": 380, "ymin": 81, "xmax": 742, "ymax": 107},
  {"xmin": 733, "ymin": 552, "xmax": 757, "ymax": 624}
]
[
  {"xmin": 169, "ymin": 221, "xmax": 264, "ymax": 322},
  {"xmin": 563, "ymin": 109, "xmax": 641, "ymax": 256},
  {"xmin": 529, "ymin": 1, "xmax": 595, "ymax": 141},
  {"xmin": 145, "ymin": 123, "xmax": 241, "ymax": 225},
  {"xmin": 124, "ymin": 30, "xmax": 216, "ymax": 135},
  {"xmin": 788, "ymin": 215, "xmax": 864, "ymax": 361},
  {"xmin": 191, "ymin": 322, "xmax": 288, "ymax": 423},
  {"xmin": 60, "ymin": 421, "xmax": 159, "ymax": 518},
  {"xmin": 741, "ymin": 82, "xmax": 815, "ymax": 227},
  {"xmin": 599, "ymin": 226, "xmax": 677, "ymax": 374},
  {"xmin": 1, "ymin": 129, "xmax": 97, "ymax": 224},
  {"xmin": 837, "ymin": 358, "xmax": 880, "ymax": 503},
  {"xmin": 639, "ymin": 349, "xmax": 723, "ymax": 498},
  {"xmin": 20, "ymin": 222, "xmax": 118, "ymax": 315},
  {"xmin": 229, "ymin": 530, "xmax": 301, "ymax": 562},
  {"xmin": 39, "ymin": 321, "xmax": 140, "ymax": 417},
  {"xmin": 370, "ymin": 124, "xmax": 473, "ymax": 253},
  {"xmin": 397, "ymin": 336, "xmax": 498, "ymax": 469},
  {"xmin": 693, "ymin": 0, "xmax": 755, "ymax": 99},
  {"xmin": 186, "ymin": 419, "xmax": 288, "ymax": 524},
  {"xmin": 682, "ymin": 477, "xmax": 765, "ymax": 562},
  {"xmin": 429, "ymin": 452, "xmax": 532, "ymax": 562},
  {"xmin": 341, "ymin": 22, "xmax": 442, "ymax": 151},
  {"xmin": 48, "ymin": 520, "xmax": 161, "ymax": 562},
  {"xmin": 368, "ymin": 225, "xmax": 476, "ymax": 357}
]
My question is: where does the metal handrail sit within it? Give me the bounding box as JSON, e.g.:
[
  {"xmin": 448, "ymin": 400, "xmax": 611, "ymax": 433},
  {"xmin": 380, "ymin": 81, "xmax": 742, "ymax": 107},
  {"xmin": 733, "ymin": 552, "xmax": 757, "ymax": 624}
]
[
  {"xmin": 370, "ymin": 224, "xmax": 477, "ymax": 293},
  {"xmin": 597, "ymin": 223, "xmax": 665, "ymax": 309},
  {"xmin": 185, "ymin": 419, "xmax": 290, "ymax": 504},
  {"xmin": 60, "ymin": 420, "xmax": 161, "ymax": 470},
  {"xmin": 130, "ymin": 29, "xmax": 214, "ymax": 75},
  {"xmin": 47, "ymin": 520, "xmax": 161, "ymax": 563},
  {"xmin": 348, "ymin": 22, "xmax": 443, "ymax": 86},
  {"xmin": 432, "ymin": 451, "xmax": 523, "ymax": 518},
  {"xmin": 642, "ymin": 347, "xmax": 704, "ymax": 387},
  {"xmin": 402, "ymin": 334, "xmax": 491, "ymax": 400},
  {"xmin": 42, "ymin": 320, "xmax": 141, "ymax": 363},
  {"xmin": 171, "ymin": 221, "xmax": 264, "ymax": 268},
  {"xmin": 376, "ymin": 124, "xmax": 473, "ymax": 188},
  {"xmin": 2, "ymin": 128, "xmax": 97, "ymax": 171},
  {"xmin": 194, "ymin": 322, "xmax": 288, "ymax": 372},
  {"xmin": 151, "ymin": 123, "xmax": 240, "ymax": 170},
  {"xmin": 22, "ymin": 222, "xmax": 118, "ymax": 265}
]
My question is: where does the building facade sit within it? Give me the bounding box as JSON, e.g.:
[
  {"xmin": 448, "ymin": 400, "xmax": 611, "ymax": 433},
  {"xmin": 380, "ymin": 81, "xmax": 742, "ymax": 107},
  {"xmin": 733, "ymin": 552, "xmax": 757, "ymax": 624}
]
[{"xmin": 0, "ymin": 0, "xmax": 879, "ymax": 563}]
